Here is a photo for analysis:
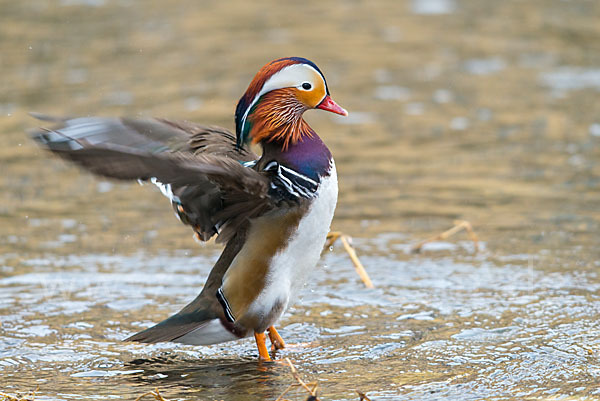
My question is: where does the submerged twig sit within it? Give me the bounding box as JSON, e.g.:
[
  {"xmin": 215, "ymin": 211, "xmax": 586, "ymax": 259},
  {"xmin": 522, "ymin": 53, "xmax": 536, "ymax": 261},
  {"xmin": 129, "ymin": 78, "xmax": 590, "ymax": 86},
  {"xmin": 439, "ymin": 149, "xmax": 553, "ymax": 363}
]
[
  {"xmin": 411, "ymin": 220, "xmax": 479, "ymax": 253},
  {"xmin": 325, "ymin": 232, "xmax": 374, "ymax": 288}
]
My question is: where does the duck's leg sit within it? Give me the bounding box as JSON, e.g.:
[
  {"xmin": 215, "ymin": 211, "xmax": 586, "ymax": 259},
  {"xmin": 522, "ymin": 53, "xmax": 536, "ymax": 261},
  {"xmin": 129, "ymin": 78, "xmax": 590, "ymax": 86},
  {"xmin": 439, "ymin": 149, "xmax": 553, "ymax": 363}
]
[
  {"xmin": 254, "ymin": 332, "xmax": 271, "ymax": 361},
  {"xmin": 267, "ymin": 326, "xmax": 285, "ymax": 350}
]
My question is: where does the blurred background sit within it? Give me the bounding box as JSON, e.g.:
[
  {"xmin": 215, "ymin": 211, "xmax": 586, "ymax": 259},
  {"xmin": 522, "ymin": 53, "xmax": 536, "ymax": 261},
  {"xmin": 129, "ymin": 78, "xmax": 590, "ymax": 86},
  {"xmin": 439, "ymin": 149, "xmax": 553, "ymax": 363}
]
[{"xmin": 1, "ymin": 0, "xmax": 599, "ymax": 400}]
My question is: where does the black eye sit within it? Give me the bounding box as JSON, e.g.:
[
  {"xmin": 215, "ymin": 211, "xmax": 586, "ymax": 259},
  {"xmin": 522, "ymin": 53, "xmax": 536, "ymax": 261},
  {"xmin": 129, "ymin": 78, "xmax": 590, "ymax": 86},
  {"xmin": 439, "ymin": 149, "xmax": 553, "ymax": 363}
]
[{"xmin": 302, "ymin": 82, "xmax": 312, "ymax": 90}]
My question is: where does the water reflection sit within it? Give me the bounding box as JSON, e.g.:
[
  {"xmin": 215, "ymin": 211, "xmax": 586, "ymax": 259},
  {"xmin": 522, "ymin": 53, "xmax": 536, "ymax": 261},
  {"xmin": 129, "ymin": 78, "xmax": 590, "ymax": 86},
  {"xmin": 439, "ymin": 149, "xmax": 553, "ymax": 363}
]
[
  {"xmin": 125, "ymin": 357, "xmax": 286, "ymax": 398},
  {"xmin": 539, "ymin": 67, "xmax": 600, "ymax": 96},
  {"xmin": 1, "ymin": 242, "xmax": 599, "ymax": 398},
  {"xmin": 411, "ymin": 0, "xmax": 456, "ymax": 15}
]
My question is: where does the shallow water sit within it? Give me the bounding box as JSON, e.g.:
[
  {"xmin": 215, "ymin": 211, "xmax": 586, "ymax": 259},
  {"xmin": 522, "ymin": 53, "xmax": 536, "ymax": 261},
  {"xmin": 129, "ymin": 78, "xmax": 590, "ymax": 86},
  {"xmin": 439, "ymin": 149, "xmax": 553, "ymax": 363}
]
[{"xmin": 1, "ymin": 0, "xmax": 600, "ymax": 399}]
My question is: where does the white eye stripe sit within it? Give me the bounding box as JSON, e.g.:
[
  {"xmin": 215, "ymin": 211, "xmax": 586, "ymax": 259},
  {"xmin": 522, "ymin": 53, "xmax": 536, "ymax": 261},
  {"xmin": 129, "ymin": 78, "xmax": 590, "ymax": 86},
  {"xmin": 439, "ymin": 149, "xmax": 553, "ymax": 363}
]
[
  {"xmin": 262, "ymin": 64, "xmax": 322, "ymax": 93},
  {"xmin": 240, "ymin": 64, "xmax": 325, "ymax": 134}
]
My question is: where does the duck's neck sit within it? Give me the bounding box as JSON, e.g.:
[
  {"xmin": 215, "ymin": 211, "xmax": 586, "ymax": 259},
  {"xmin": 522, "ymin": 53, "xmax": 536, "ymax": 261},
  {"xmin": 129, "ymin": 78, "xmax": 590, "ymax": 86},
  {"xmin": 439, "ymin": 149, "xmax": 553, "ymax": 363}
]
[
  {"xmin": 242, "ymin": 89, "xmax": 333, "ymax": 180},
  {"xmin": 261, "ymin": 128, "xmax": 333, "ymax": 181}
]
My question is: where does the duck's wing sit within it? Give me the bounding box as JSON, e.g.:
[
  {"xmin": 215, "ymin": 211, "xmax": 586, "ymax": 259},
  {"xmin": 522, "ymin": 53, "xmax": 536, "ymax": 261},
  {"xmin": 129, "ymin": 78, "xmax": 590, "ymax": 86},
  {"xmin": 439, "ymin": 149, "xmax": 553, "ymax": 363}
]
[
  {"xmin": 155, "ymin": 119, "xmax": 257, "ymax": 161},
  {"xmin": 30, "ymin": 116, "xmax": 268, "ymax": 243}
]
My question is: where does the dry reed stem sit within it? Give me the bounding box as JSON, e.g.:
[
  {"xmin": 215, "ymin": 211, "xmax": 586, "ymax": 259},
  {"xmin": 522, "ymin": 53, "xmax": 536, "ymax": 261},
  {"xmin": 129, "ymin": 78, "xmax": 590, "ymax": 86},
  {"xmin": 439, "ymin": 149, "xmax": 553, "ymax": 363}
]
[
  {"xmin": 325, "ymin": 232, "xmax": 374, "ymax": 288},
  {"xmin": 286, "ymin": 358, "xmax": 318, "ymax": 397},
  {"xmin": 274, "ymin": 358, "xmax": 372, "ymax": 401},
  {"xmin": 274, "ymin": 383, "xmax": 296, "ymax": 401},
  {"xmin": 0, "ymin": 387, "xmax": 37, "ymax": 401},
  {"xmin": 275, "ymin": 358, "xmax": 320, "ymax": 401},
  {"xmin": 411, "ymin": 220, "xmax": 479, "ymax": 253},
  {"xmin": 134, "ymin": 388, "xmax": 169, "ymax": 401}
]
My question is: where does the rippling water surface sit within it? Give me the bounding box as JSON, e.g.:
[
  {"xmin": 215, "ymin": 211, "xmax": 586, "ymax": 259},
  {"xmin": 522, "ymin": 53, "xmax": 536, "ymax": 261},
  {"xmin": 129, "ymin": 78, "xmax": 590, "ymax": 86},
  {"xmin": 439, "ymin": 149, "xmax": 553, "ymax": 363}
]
[{"xmin": 1, "ymin": 0, "xmax": 599, "ymax": 400}]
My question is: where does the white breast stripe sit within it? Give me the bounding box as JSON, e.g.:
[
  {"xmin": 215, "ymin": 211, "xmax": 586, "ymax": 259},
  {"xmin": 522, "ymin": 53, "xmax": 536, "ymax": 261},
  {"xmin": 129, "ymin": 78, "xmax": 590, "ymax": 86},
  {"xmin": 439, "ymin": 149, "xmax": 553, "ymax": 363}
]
[
  {"xmin": 264, "ymin": 161, "xmax": 319, "ymax": 201},
  {"xmin": 279, "ymin": 165, "xmax": 318, "ymax": 186}
]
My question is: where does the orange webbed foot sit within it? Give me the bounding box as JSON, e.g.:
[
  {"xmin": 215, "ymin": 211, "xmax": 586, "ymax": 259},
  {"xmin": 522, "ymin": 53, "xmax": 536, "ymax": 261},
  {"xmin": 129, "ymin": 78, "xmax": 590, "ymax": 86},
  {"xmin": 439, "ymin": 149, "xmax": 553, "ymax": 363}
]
[{"xmin": 267, "ymin": 326, "xmax": 286, "ymax": 351}]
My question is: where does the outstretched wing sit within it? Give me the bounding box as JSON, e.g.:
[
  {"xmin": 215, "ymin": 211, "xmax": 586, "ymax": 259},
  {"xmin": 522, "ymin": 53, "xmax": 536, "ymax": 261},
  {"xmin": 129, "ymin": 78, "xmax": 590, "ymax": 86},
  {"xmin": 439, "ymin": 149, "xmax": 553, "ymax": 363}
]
[
  {"xmin": 30, "ymin": 116, "xmax": 269, "ymax": 243},
  {"xmin": 155, "ymin": 119, "xmax": 257, "ymax": 162}
]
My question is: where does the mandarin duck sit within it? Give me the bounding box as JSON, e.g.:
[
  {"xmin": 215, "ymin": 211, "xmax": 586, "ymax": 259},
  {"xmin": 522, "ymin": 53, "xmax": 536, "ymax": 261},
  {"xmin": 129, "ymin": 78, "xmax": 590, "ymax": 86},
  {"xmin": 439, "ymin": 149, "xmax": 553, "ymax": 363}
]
[{"xmin": 31, "ymin": 57, "xmax": 347, "ymax": 361}]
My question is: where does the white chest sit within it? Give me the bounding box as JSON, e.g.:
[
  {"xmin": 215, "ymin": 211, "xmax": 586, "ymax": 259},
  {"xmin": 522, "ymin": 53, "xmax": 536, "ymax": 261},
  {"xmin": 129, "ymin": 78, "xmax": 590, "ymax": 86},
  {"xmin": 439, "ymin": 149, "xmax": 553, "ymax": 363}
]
[{"xmin": 247, "ymin": 161, "xmax": 338, "ymax": 326}]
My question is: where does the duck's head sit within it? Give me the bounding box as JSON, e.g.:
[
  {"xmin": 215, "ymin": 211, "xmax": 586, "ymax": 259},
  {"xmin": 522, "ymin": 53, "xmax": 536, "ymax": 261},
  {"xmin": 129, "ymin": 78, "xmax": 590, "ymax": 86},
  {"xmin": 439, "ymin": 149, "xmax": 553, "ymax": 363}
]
[{"xmin": 235, "ymin": 57, "xmax": 347, "ymax": 149}]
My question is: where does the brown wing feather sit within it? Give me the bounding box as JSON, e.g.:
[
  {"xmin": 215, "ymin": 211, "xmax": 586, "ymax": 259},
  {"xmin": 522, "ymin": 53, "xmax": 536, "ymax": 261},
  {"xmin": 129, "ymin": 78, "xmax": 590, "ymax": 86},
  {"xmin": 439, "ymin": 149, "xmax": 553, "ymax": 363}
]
[
  {"xmin": 156, "ymin": 119, "xmax": 258, "ymax": 161},
  {"xmin": 30, "ymin": 116, "xmax": 269, "ymax": 242}
]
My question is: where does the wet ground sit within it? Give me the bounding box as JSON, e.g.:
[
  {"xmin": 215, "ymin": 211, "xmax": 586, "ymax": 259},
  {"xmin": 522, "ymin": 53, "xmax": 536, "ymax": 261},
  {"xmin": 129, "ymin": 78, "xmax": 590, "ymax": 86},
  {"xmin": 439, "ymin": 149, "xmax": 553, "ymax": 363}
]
[{"xmin": 1, "ymin": 0, "xmax": 600, "ymax": 399}]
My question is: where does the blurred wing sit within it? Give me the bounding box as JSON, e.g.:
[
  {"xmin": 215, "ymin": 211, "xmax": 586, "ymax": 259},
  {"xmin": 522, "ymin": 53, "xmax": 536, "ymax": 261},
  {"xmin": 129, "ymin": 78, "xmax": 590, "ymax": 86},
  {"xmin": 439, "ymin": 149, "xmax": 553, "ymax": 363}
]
[{"xmin": 30, "ymin": 116, "xmax": 269, "ymax": 242}]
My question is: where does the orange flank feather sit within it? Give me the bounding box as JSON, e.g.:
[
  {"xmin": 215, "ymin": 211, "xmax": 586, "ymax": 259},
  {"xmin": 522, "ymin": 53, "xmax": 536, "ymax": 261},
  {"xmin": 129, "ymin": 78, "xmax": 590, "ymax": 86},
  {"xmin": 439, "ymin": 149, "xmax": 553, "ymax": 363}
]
[{"xmin": 248, "ymin": 88, "xmax": 314, "ymax": 150}]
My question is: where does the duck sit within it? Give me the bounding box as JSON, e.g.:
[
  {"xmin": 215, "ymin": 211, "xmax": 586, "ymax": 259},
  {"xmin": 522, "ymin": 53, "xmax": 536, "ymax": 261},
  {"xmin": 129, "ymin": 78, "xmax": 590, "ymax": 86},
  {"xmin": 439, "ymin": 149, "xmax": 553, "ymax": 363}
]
[{"xmin": 31, "ymin": 57, "xmax": 348, "ymax": 361}]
